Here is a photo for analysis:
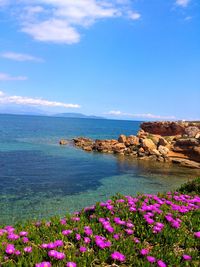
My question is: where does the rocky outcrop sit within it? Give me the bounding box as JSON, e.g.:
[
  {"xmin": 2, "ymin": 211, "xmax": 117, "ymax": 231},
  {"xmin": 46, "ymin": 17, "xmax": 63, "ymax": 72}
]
[
  {"xmin": 141, "ymin": 121, "xmax": 200, "ymax": 136},
  {"xmin": 66, "ymin": 121, "xmax": 200, "ymax": 169}
]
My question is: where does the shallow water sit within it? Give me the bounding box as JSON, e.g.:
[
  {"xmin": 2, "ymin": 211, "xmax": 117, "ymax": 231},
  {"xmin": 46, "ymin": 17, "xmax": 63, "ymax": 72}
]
[{"xmin": 0, "ymin": 114, "xmax": 199, "ymax": 225}]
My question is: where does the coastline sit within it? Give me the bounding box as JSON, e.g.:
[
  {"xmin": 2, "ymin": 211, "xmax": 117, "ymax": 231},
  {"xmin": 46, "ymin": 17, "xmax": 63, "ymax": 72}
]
[{"xmin": 65, "ymin": 121, "xmax": 200, "ymax": 169}]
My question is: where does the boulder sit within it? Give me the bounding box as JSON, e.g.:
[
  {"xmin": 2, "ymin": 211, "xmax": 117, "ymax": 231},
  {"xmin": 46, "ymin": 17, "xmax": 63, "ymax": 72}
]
[
  {"xmin": 149, "ymin": 149, "xmax": 160, "ymax": 156},
  {"xmin": 141, "ymin": 121, "xmax": 186, "ymax": 136},
  {"xmin": 59, "ymin": 139, "xmax": 68, "ymax": 145},
  {"xmin": 118, "ymin": 135, "xmax": 127, "ymax": 143},
  {"xmin": 158, "ymin": 137, "xmax": 168, "ymax": 147},
  {"xmin": 150, "ymin": 135, "xmax": 161, "ymax": 145},
  {"xmin": 112, "ymin": 143, "xmax": 126, "ymax": 153},
  {"xmin": 185, "ymin": 126, "xmax": 200, "ymax": 138},
  {"xmin": 175, "ymin": 138, "xmax": 199, "ymax": 147},
  {"xmin": 141, "ymin": 138, "xmax": 157, "ymax": 151},
  {"xmin": 83, "ymin": 146, "xmax": 93, "ymax": 152},
  {"xmin": 137, "ymin": 129, "xmax": 148, "ymax": 139},
  {"xmin": 125, "ymin": 135, "xmax": 139, "ymax": 146},
  {"xmin": 158, "ymin": 145, "xmax": 169, "ymax": 156}
]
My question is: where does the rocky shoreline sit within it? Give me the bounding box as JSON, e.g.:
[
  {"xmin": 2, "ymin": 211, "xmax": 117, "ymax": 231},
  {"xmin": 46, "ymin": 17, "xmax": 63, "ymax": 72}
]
[{"xmin": 60, "ymin": 121, "xmax": 200, "ymax": 169}]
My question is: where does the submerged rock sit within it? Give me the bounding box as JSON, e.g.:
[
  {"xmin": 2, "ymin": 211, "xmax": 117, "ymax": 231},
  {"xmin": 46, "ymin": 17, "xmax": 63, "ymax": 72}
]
[{"xmin": 59, "ymin": 139, "xmax": 68, "ymax": 145}]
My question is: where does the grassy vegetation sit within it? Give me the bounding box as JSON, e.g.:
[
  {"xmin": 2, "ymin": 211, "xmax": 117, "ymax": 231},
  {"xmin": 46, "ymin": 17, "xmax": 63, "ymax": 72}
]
[{"xmin": 0, "ymin": 179, "xmax": 200, "ymax": 267}]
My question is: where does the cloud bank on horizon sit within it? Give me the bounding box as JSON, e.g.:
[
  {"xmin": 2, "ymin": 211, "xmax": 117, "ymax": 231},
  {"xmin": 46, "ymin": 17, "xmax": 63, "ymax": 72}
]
[
  {"xmin": 0, "ymin": 91, "xmax": 80, "ymax": 109},
  {"xmin": 107, "ymin": 111, "xmax": 176, "ymax": 120}
]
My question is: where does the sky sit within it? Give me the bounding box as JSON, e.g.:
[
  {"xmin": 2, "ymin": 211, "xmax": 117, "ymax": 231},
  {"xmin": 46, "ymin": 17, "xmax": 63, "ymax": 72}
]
[{"xmin": 0, "ymin": 0, "xmax": 200, "ymax": 120}]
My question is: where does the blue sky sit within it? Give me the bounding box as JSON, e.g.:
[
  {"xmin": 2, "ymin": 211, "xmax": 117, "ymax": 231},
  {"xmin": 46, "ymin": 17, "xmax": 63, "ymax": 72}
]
[{"xmin": 0, "ymin": 0, "xmax": 199, "ymax": 120}]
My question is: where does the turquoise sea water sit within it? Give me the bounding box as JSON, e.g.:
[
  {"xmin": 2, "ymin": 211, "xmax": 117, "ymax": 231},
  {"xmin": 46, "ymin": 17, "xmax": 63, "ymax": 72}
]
[{"xmin": 0, "ymin": 114, "xmax": 199, "ymax": 225}]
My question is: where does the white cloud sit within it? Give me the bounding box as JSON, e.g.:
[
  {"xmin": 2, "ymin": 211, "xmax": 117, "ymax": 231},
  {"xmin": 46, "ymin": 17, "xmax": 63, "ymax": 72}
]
[
  {"xmin": 108, "ymin": 110, "xmax": 123, "ymax": 115},
  {"xmin": 107, "ymin": 110, "xmax": 176, "ymax": 120},
  {"xmin": 1, "ymin": 52, "xmax": 44, "ymax": 62},
  {"xmin": 4, "ymin": 1, "xmax": 141, "ymax": 44},
  {"xmin": 0, "ymin": 73, "xmax": 28, "ymax": 81},
  {"xmin": 22, "ymin": 19, "xmax": 80, "ymax": 44},
  {"xmin": 128, "ymin": 11, "xmax": 141, "ymax": 20},
  {"xmin": 175, "ymin": 0, "xmax": 190, "ymax": 7},
  {"xmin": 0, "ymin": 90, "xmax": 81, "ymax": 108}
]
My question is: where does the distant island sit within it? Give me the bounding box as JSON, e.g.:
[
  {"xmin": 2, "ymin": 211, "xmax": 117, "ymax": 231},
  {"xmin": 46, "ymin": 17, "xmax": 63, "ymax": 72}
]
[{"xmin": 53, "ymin": 113, "xmax": 105, "ymax": 119}]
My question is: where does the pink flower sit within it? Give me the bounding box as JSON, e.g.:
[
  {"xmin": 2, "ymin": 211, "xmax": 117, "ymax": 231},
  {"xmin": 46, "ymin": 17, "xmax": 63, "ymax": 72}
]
[
  {"xmin": 113, "ymin": 234, "xmax": 120, "ymax": 240},
  {"xmin": 140, "ymin": 249, "xmax": 149, "ymax": 256},
  {"xmin": 157, "ymin": 259, "xmax": 167, "ymax": 267},
  {"xmin": 19, "ymin": 231, "xmax": 28, "ymax": 236},
  {"xmin": 35, "ymin": 262, "xmax": 51, "ymax": 267},
  {"xmin": 7, "ymin": 233, "xmax": 20, "ymax": 240},
  {"xmin": 133, "ymin": 237, "xmax": 140, "ymax": 243},
  {"xmin": 56, "ymin": 252, "xmax": 65, "ymax": 260},
  {"xmin": 62, "ymin": 229, "xmax": 73, "ymax": 236},
  {"xmin": 76, "ymin": 233, "xmax": 81, "ymax": 240},
  {"xmin": 84, "ymin": 237, "xmax": 91, "ymax": 244},
  {"xmin": 147, "ymin": 256, "xmax": 156, "ymax": 263},
  {"xmin": 24, "ymin": 246, "xmax": 32, "ymax": 253},
  {"xmin": 111, "ymin": 251, "xmax": 126, "ymax": 262},
  {"xmin": 80, "ymin": 246, "xmax": 87, "ymax": 253},
  {"xmin": 66, "ymin": 262, "xmax": 76, "ymax": 267},
  {"xmin": 182, "ymin": 254, "xmax": 192, "ymax": 261},
  {"xmin": 194, "ymin": 231, "xmax": 200, "ymax": 238},
  {"xmin": 60, "ymin": 218, "xmax": 67, "ymax": 225},
  {"xmin": 22, "ymin": 237, "xmax": 29, "ymax": 243},
  {"xmin": 15, "ymin": 250, "xmax": 21, "ymax": 256},
  {"xmin": 5, "ymin": 244, "xmax": 15, "ymax": 254},
  {"xmin": 84, "ymin": 226, "xmax": 93, "ymax": 236}
]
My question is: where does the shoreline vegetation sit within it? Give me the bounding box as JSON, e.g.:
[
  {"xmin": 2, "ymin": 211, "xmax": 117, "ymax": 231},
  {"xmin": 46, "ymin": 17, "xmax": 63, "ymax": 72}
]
[
  {"xmin": 62, "ymin": 121, "xmax": 200, "ymax": 169},
  {"xmin": 0, "ymin": 178, "xmax": 199, "ymax": 266}
]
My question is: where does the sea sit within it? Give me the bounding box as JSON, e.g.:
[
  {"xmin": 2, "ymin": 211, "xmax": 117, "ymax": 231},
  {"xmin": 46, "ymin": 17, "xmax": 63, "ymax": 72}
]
[{"xmin": 0, "ymin": 114, "xmax": 199, "ymax": 225}]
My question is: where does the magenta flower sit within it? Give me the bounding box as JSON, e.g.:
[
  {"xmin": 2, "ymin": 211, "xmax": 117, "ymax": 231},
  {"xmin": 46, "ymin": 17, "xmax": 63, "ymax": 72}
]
[
  {"xmin": 133, "ymin": 237, "xmax": 140, "ymax": 243},
  {"xmin": 5, "ymin": 244, "xmax": 15, "ymax": 254},
  {"xmin": 7, "ymin": 233, "xmax": 20, "ymax": 240},
  {"xmin": 80, "ymin": 246, "xmax": 87, "ymax": 253},
  {"xmin": 48, "ymin": 250, "xmax": 57, "ymax": 257},
  {"xmin": 84, "ymin": 226, "xmax": 93, "ymax": 236},
  {"xmin": 194, "ymin": 231, "xmax": 200, "ymax": 238},
  {"xmin": 24, "ymin": 246, "xmax": 32, "ymax": 253},
  {"xmin": 111, "ymin": 251, "xmax": 126, "ymax": 262},
  {"xmin": 182, "ymin": 254, "xmax": 192, "ymax": 261},
  {"xmin": 66, "ymin": 262, "xmax": 77, "ymax": 267},
  {"xmin": 56, "ymin": 252, "xmax": 65, "ymax": 260},
  {"xmin": 113, "ymin": 234, "xmax": 120, "ymax": 240},
  {"xmin": 157, "ymin": 259, "xmax": 167, "ymax": 267},
  {"xmin": 71, "ymin": 217, "xmax": 80, "ymax": 222},
  {"xmin": 15, "ymin": 250, "xmax": 21, "ymax": 256},
  {"xmin": 62, "ymin": 229, "xmax": 73, "ymax": 236},
  {"xmin": 19, "ymin": 231, "xmax": 28, "ymax": 236},
  {"xmin": 76, "ymin": 233, "xmax": 81, "ymax": 240},
  {"xmin": 60, "ymin": 218, "xmax": 67, "ymax": 225},
  {"xmin": 22, "ymin": 237, "xmax": 29, "ymax": 243},
  {"xmin": 140, "ymin": 249, "xmax": 149, "ymax": 256},
  {"xmin": 147, "ymin": 256, "xmax": 156, "ymax": 263},
  {"xmin": 35, "ymin": 262, "xmax": 51, "ymax": 267},
  {"xmin": 54, "ymin": 240, "xmax": 64, "ymax": 247},
  {"xmin": 125, "ymin": 229, "xmax": 134, "ymax": 235},
  {"xmin": 84, "ymin": 237, "xmax": 91, "ymax": 244}
]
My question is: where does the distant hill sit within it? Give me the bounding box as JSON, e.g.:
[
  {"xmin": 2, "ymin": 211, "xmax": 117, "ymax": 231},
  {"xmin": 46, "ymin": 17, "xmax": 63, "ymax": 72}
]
[
  {"xmin": 0, "ymin": 105, "xmax": 47, "ymax": 116},
  {"xmin": 53, "ymin": 113, "xmax": 105, "ymax": 119}
]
